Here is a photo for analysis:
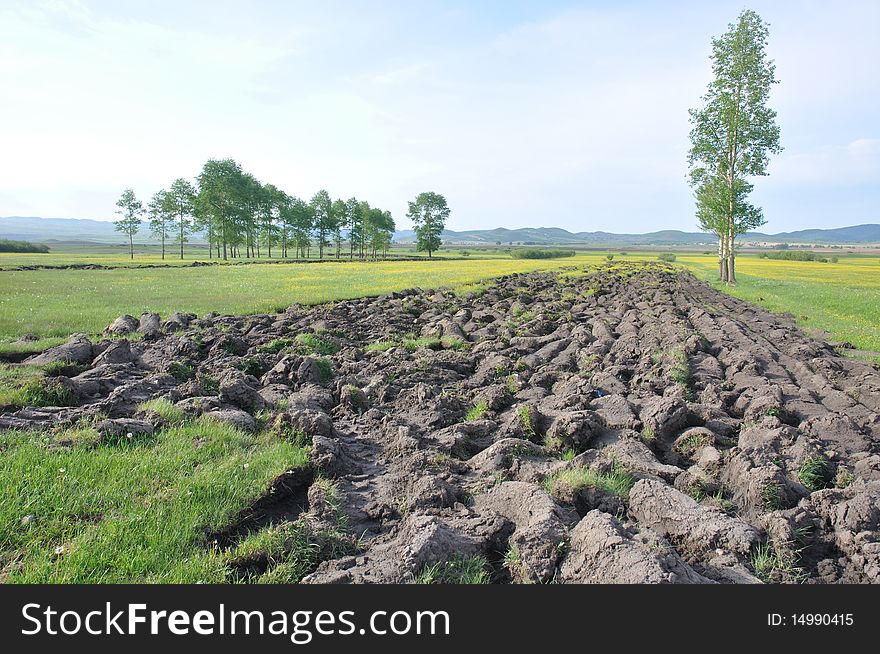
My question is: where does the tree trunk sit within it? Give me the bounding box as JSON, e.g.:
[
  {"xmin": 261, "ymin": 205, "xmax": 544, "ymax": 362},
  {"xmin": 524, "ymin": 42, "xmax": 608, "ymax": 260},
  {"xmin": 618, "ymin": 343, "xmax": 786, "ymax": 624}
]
[
  {"xmin": 727, "ymin": 230, "xmax": 737, "ymax": 284},
  {"xmin": 717, "ymin": 235, "xmax": 725, "ymax": 280},
  {"xmin": 129, "ymin": 233, "xmax": 134, "ymax": 260}
]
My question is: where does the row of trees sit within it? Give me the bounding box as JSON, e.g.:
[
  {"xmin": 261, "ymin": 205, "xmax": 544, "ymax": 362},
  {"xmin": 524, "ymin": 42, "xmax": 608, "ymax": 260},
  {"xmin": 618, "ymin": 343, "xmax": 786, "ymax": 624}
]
[
  {"xmin": 114, "ymin": 159, "xmax": 409, "ymax": 261},
  {"xmin": 687, "ymin": 9, "xmax": 782, "ymax": 284}
]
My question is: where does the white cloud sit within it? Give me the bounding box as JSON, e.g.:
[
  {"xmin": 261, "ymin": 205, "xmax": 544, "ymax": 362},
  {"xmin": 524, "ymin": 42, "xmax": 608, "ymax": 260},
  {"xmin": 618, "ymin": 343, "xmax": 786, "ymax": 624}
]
[{"xmin": 0, "ymin": 1, "xmax": 878, "ymax": 232}]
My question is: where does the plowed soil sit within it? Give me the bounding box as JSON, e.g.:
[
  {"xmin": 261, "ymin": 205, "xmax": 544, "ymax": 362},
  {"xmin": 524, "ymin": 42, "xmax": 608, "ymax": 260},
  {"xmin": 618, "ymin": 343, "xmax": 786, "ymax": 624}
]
[{"xmin": 4, "ymin": 262, "xmax": 879, "ymax": 583}]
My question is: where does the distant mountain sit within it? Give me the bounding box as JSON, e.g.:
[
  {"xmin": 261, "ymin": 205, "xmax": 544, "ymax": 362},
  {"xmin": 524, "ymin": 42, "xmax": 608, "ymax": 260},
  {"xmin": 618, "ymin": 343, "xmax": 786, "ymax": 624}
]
[
  {"xmin": 3, "ymin": 216, "xmax": 879, "ymax": 247},
  {"xmin": 0, "ymin": 216, "xmax": 155, "ymax": 243},
  {"xmin": 395, "ymin": 224, "xmax": 880, "ymax": 246},
  {"xmin": 751, "ymin": 224, "xmax": 880, "ymax": 244}
]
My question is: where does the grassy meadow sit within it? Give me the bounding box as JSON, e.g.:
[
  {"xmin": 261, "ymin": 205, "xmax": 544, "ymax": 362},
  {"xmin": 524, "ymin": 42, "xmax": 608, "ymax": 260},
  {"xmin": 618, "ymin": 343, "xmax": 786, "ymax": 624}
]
[
  {"xmin": 1, "ymin": 247, "xmax": 878, "ymax": 355},
  {"xmin": 0, "ymin": 412, "xmax": 317, "ymax": 583}
]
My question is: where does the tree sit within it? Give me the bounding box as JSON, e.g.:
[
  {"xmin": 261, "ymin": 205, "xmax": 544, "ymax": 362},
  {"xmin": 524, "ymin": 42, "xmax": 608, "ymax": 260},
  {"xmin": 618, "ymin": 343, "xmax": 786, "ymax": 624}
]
[
  {"xmin": 115, "ymin": 188, "xmax": 144, "ymax": 260},
  {"xmin": 407, "ymin": 191, "xmax": 448, "ymax": 258},
  {"xmin": 259, "ymin": 184, "xmax": 285, "ymax": 258},
  {"xmin": 289, "ymin": 197, "xmax": 313, "ymax": 258},
  {"xmin": 330, "ymin": 198, "xmax": 347, "ymax": 259},
  {"xmin": 366, "ymin": 207, "xmax": 395, "ymax": 259},
  {"xmin": 344, "ymin": 197, "xmax": 365, "ymax": 259},
  {"xmin": 165, "ymin": 178, "xmax": 196, "ymax": 259},
  {"xmin": 196, "ymin": 159, "xmax": 247, "ymax": 261},
  {"xmin": 147, "ymin": 189, "xmax": 172, "ymax": 260},
  {"xmin": 309, "ymin": 189, "xmax": 333, "ymax": 259},
  {"xmin": 688, "ymin": 9, "xmax": 781, "ymax": 283}
]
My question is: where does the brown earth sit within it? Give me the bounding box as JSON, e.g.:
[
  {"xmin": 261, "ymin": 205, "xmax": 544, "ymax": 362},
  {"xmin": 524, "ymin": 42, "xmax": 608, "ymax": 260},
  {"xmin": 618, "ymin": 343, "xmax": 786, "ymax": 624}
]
[{"xmin": 3, "ymin": 262, "xmax": 879, "ymax": 583}]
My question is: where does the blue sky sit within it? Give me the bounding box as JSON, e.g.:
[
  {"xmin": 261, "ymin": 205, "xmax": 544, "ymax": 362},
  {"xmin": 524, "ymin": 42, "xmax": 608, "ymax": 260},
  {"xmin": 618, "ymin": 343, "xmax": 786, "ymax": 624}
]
[{"xmin": 0, "ymin": 0, "xmax": 877, "ymax": 232}]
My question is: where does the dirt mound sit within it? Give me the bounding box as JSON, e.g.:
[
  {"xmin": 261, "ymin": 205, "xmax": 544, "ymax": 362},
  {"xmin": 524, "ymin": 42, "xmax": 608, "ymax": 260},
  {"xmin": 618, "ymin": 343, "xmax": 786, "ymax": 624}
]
[{"xmin": 4, "ymin": 262, "xmax": 879, "ymax": 583}]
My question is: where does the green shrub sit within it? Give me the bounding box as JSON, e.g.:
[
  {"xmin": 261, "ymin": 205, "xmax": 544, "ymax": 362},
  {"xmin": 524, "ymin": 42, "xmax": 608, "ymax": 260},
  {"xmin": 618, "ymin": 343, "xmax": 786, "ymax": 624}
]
[
  {"xmin": 657, "ymin": 253, "xmax": 677, "ymax": 262},
  {"xmin": 510, "ymin": 249, "xmax": 577, "ymax": 260},
  {"xmin": 758, "ymin": 250, "xmax": 828, "ymax": 262},
  {"xmin": 0, "ymin": 238, "xmax": 49, "ymax": 253}
]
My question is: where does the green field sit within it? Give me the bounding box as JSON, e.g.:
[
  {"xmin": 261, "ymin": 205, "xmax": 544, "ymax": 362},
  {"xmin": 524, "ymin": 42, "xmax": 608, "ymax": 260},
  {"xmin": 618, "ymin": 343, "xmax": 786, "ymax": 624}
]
[
  {"xmin": 1, "ymin": 248, "xmax": 878, "ymax": 583},
  {"xmin": 0, "ymin": 413, "xmax": 318, "ymax": 582},
  {"xmin": 0, "ymin": 242, "xmax": 516, "ymax": 269},
  {"xmin": 1, "ymin": 250, "xmax": 878, "ymax": 357}
]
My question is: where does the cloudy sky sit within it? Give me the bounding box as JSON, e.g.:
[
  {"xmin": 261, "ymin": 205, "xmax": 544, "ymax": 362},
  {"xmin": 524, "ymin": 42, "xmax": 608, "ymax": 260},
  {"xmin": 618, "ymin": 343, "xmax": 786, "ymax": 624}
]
[{"xmin": 1, "ymin": 0, "xmax": 877, "ymax": 232}]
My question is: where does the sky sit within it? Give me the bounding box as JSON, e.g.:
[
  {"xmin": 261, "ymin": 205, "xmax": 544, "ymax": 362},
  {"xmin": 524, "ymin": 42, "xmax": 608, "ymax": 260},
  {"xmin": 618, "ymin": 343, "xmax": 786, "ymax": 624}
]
[{"xmin": 0, "ymin": 0, "xmax": 877, "ymax": 233}]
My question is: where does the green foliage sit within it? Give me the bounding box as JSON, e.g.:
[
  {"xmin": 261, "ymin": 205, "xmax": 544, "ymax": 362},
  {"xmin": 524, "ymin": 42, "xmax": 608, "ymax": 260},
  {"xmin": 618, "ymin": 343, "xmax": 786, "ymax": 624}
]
[
  {"xmin": 137, "ymin": 398, "xmax": 185, "ymax": 424},
  {"xmin": 114, "ymin": 188, "xmax": 144, "ymax": 260},
  {"xmin": 688, "ymin": 9, "xmax": 782, "ymax": 282},
  {"xmin": 464, "ymin": 400, "xmax": 489, "ymax": 422},
  {"xmin": 414, "ymin": 555, "xmax": 491, "ymax": 584},
  {"xmin": 402, "ymin": 335, "xmax": 441, "ymax": 353},
  {"xmin": 231, "ymin": 518, "xmax": 355, "ymax": 584},
  {"xmin": 0, "ymin": 239, "xmax": 49, "ymax": 254},
  {"xmin": 314, "ymin": 357, "xmax": 334, "ymax": 381},
  {"xmin": 167, "ymin": 361, "xmax": 194, "ymax": 381},
  {"xmin": 657, "ymin": 253, "xmax": 677, "ymax": 262},
  {"xmin": 759, "ymin": 250, "xmax": 828, "ymax": 262},
  {"xmin": 543, "ymin": 462, "xmax": 635, "ymax": 498},
  {"xmin": 510, "ymin": 248, "xmax": 576, "ymax": 260},
  {"xmin": 257, "ymin": 337, "xmax": 293, "ymax": 354},
  {"xmin": 761, "ymin": 482, "xmax": 783, "ymax": 511},
  {"xmin": 0, "ymin": 416, "xmax": 311, "ymax": 582},
  {"xmin": 750, "ymin": 541, "xmax": 807, "ymax": 583},
  {"xmin": 294, "ymin": 333, "xmax": 338, "ymax": 356},
  {"xmin": 407, "ymin": 191, "xmax": 450, "ymax": 258},
  {"xmin": 19, "ymin": 377, "xmax": 76, "ymax": 407},
  {"xmin": 675, "ymin": 432, "xmax": 711, "ymax": 457},
  {"xmin": 198, "ymin": 373, "xmax": 220, "ymax": 393},
  {"xmin": 365, "ymin": 340, "xmax": 396, "ymax": 353},
  {"xmin": 518, "ymin": 405, "xmax": 536, "ymax": 439},
  {"xmin": 0, "ymin": 364, "xmax": 76, "ymax": 408},
  {"xmin": 238, "ymin": 357, "xmax": 263, "ymax": 377},
  {"xmin": 798, "ymin": 456, "xmax": 829, "ymax": 491}
]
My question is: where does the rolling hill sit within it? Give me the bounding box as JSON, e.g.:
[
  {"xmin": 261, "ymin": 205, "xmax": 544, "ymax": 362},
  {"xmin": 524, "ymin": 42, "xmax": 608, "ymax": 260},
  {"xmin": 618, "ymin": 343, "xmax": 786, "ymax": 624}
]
[{"xmin": 2, "ymin": 216, "xmax": 879, "ymax": 247}]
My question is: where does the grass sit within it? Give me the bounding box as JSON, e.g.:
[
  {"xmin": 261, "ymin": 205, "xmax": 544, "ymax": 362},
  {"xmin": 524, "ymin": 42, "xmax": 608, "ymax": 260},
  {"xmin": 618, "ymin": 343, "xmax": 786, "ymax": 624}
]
[
  {"xmin": 402, "ymin": 335, "xmax": 441, "ymax": 352},
  {"xmin": 294, "ymin": 333, "xmax": 338, "ymax": 356},
  {"xmin": 761, "ymin": 482, "xmax": 783, "ymax": 511},
  {"xmin": 2, "ymin": 252, "xmax": 878, "ymax": 359},
  {"xmin": 228, "ymin": 518, "xmax": 355, "ymax": 584},
  {"xmin": 364, "ymin": 339, "xmax": 396, "ymax": 353},
  {"xmin": 798, "ymin": 456, "xmax": 829, "ymax": 491},
  {"xmin": 167, "ymin": 361, "xmax": 194, "ymax": 381},
  {"xmin": 0, "ymin": 364, "xmax": 78, "ymax": 408},
  {"xmin": 0, "ymin": 254, "xmax": 607, "ymax": 349},
  {"xmin": 0, "ymin": 415, "xmax": 310, "ymax": 582},
  {"xmin": 750, "ymin": 541, "xmax": 808, "ymax": 583},
  {"xmin": 137, "ymin": 398, "xmax": 185, "ymax": 424},
  {"xmin": 678, "ymin": 253, "xmax": 880, "ymax": 354},
  {"xmin": 463, "ymin": 400, "xmax": 489, "ymax": 422},
  {"xmin": 257, "ymin": 337, "xmax": 293, "ymax": 354},
  {"xmin": 413, "ymin": 554, "xmax": 491, "ymax": 584},
  {"xmin": 542, "ymin": 462, "xmax": 636, "ymax": 498}
]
